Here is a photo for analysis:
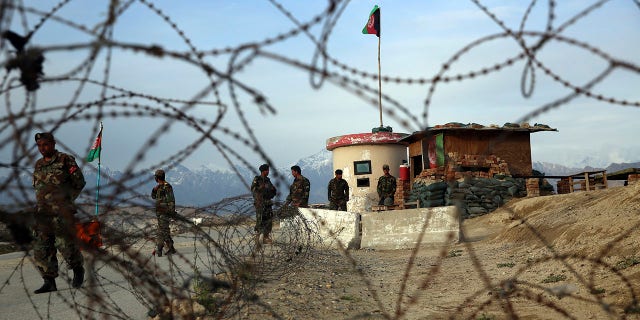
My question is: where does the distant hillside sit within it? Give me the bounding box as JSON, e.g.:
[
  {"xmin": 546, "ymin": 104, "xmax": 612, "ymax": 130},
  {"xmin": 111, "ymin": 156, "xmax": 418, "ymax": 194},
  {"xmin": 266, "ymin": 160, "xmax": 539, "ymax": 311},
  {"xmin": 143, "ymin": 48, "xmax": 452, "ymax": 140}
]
[
  {"xmin": 532, "ymin": 161, "xmax": 581, "ymax": 176},
  {"xmin": 604, "ymin": 161, "xmax": 640, "ymax": 173},
  {"xmin": 533, "ymin": 161, "xmax": 640, "ymax": 176},
  {"xmin": 2, "ymin": 153, "xmax": 637, "ymax": 208},
  {"xmin": 0, "ymin": 150, "xmax": 333, "ymax": 208}
]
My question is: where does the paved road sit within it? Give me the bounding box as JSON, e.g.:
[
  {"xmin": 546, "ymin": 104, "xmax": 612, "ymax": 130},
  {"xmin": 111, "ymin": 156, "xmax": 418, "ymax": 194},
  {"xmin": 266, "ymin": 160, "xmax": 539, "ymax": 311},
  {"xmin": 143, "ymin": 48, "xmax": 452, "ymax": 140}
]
[{"xmin": 0, "ymin": 229, "xmax": 255, "ymax": 320}]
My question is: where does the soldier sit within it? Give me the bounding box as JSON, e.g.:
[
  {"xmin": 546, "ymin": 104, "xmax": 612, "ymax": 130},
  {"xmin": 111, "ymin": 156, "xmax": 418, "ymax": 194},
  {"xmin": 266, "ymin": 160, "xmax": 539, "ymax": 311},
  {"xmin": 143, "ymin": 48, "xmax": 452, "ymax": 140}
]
[
  {"xmin": 285, "ymin": 165, "xmax": 310, "ymax": 208},
  {"xmin": 151, "ymin": 169, "xmax": 176, "ymax": 257},
  {"xmin": 328, "ymin": 169, "xmax": 349, "ymax": 211},
  {"xmin": 32, "ymin": 132, "xmax": 86, "ymax": 294},
  {"xmin": 377, "ymin": 164, "xmax": 397, "ymax": 206},
  {"xmin": 251, "ymin": 164, "xmax": 277, "ymax": 244}
]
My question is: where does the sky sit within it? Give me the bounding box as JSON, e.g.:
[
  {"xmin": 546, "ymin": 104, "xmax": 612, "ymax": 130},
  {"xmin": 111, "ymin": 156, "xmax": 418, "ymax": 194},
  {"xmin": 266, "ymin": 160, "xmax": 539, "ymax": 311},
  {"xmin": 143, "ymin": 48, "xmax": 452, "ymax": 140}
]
[{"xmin": 1, "ymin": 0, "xmax": 639, "ymax": 175}]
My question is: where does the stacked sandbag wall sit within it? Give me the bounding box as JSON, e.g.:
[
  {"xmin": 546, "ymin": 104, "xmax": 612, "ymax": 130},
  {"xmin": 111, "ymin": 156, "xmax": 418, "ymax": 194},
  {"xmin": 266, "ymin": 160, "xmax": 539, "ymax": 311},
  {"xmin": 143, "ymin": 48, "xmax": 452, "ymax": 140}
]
[
  {"xmin": 450, "ymin": 176, "xmax": 527, "ymax": 218},
  {"xmin": 409, "ymin": 176, "xmax": 527, "ymax": 218},
  {"xmin": 407, "ymin": 181, "xmax": 448, "ymax": 208}
]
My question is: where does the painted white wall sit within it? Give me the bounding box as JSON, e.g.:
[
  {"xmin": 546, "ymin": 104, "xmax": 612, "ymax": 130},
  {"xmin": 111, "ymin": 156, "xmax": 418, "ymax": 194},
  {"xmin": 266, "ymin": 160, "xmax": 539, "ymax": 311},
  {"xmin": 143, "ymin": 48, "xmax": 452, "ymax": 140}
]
[
  {"xmin": 285, "ymin": 208, "xmax": 361, "ymax": 249},
  {"xmin": 332, "ymin": 143, "xmax": 407, "ymax": 212},
  {"xmin": 279, "ymin": 206, "xmax": 460, "ymax": 250}
]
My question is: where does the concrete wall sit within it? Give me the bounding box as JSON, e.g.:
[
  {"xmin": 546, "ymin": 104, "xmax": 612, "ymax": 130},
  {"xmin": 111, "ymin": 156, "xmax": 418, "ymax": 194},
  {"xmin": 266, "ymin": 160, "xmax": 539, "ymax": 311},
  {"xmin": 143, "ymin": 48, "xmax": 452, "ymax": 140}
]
[
  {"xmin": 360, "ymin": 206, "xmax": 460, "ymax": 250},
  {"xmin": 332, "ymin": 144, "xmax": 408, "ymax": 212},
  {"xmin": 280, "ymin": 208, "xmax": 361, "ymax": 249},
  {"xmin": 280, "ymin": 207, "xmax": 460, "ymax": 251}
]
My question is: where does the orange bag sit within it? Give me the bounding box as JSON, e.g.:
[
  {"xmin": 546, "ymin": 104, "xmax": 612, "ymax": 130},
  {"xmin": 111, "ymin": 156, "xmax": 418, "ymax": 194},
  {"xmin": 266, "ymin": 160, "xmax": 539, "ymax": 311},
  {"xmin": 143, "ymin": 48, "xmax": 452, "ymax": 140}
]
[{"xmin": 75, "ymin": 220, "xmax": 103, "ymax": 248}]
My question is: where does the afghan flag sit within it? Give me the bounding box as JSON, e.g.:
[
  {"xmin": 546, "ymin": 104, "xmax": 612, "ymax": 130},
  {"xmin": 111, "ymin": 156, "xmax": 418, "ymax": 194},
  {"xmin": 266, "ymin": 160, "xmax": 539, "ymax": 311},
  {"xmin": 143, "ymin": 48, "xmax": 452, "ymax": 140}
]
[
  {"xmin": 362, "ymin": 5, "xmax": 380, "ymax": 37},
  {"xmin": 86, "ymin": 127, "xmax": 102, "ymax": 162}
]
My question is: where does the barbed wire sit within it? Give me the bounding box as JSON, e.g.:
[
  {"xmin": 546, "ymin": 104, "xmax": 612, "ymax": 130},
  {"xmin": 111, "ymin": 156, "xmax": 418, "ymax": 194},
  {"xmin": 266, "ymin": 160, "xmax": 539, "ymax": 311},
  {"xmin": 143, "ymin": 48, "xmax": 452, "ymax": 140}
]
[{"xmin": 0, "ymin": 0, "xmax": 639, "ymax": 319}]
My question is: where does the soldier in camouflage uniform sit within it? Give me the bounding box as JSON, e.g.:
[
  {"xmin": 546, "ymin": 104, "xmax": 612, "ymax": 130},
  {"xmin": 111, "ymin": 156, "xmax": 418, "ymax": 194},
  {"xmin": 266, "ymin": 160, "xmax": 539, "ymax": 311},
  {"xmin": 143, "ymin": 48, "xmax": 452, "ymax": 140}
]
[
  {"xmin": 32, "ymin": 132, "xmax": 86, "ymax": 294},
  {"xmin": 151, "ymin": 169, "xmax": 176, "ymax": 257},
  {"xmin": 377, "ymin": 164, "xmax": 397, "ymax": 206},
  {"xmin": 285, "ymin": 165, "xmax": 310, "ymax": 208},
  {"xmin": 251, "ymin": 164, "xmax": 277, "ymax": 244},
  {"xmin": 327, "ymin": 169, "xmax": 349, "ymax": 211}
]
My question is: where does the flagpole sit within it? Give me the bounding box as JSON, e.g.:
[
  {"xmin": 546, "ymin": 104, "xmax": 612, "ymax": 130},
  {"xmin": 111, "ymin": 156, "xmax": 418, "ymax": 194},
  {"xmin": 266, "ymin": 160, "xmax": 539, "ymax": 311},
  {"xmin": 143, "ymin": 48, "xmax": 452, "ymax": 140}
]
[
  {"xmin": 377, "ymin": 36, "xmax": 383, "ymax": 127},
  {"xmin": 94, "ymin": 122, "xmax": 103, "ymax": 217},
  {"xmin": 363, "ymin": 4, "xmax": 383, "ymax": 128}
]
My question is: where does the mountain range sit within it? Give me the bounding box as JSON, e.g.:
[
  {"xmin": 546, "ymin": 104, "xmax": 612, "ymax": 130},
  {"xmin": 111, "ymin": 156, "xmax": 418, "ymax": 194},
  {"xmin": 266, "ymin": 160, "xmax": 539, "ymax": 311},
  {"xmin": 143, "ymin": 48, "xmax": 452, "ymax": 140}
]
[{"xmin": 1, "ymin": 150, "xmax": 638, "ymax": 208}]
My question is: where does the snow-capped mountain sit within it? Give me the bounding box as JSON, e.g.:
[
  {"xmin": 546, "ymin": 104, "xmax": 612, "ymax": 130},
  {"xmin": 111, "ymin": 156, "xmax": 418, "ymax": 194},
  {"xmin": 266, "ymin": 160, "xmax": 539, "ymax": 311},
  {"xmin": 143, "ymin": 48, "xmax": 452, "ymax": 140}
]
[
  {"xmin": 532, "ymin": 161, "xmax": 640, "ymax": 177},
  {"xmin": 2, "ymin": 152, "xmax": 637, "ymax": 208},
  {"xmin": 287, "ymin": 149, "xmax": 332, "ymax": 203},
  {"xmin": 532, "ymin": 161, "xmax": 583, "ymax": 176}
]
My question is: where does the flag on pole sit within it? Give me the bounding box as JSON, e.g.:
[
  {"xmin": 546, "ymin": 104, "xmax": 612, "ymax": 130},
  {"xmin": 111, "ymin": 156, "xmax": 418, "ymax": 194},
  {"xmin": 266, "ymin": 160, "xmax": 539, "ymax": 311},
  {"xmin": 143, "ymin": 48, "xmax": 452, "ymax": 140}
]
[
  {"xmin": 86, "ymin": 127, "xmax": 102, "ymax": 162},
  {"xmin": 362, "ymin": 5, "xmax": 380, "ymax": 37}
]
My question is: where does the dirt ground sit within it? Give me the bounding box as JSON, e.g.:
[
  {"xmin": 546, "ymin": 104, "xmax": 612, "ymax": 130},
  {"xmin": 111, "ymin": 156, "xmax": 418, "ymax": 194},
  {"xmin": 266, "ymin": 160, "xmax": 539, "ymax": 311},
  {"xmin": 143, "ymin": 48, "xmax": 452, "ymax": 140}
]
[{"xmin": 244, "ymin": 182, "xmax": 640, "ymax": 320}]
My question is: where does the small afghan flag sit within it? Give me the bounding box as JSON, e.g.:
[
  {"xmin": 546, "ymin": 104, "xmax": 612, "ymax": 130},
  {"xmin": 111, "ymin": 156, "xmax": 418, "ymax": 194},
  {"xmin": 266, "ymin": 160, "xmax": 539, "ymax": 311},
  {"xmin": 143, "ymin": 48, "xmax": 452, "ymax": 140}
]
[
  {"xmin": 86, "ymin": 126, "xmax": 102, "ymax": 162},
  {"xmin": 362, "ymin": 5, "xmax": 380, "ymax": 37}
]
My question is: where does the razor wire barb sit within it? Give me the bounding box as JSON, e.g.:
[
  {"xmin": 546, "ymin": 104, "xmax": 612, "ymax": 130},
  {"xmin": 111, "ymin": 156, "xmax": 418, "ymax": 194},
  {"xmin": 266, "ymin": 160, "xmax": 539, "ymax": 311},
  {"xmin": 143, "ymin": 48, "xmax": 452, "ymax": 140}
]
[{"xmin": 0, "ymin": 0, "xmax": 639, "ymax": 319}]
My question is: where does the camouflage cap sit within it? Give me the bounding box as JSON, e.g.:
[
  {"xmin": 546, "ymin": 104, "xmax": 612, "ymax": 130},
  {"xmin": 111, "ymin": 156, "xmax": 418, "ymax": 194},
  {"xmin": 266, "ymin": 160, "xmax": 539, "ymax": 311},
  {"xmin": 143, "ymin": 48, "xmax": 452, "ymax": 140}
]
[
  {"xmin": 154, "ymin": 169, "xmax": 165, "ymax": 177},
  {"xmin": 34, "ymin": 132, "xmax": 55, "ymax": 142},
  {"xmin": 382, "ymin": 164, "xmax": 390, "ymax": 170}
]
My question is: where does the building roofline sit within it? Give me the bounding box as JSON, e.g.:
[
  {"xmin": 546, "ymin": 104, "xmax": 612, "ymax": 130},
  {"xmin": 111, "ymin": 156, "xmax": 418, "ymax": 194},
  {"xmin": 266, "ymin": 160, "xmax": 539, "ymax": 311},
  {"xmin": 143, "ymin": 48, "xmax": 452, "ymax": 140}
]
[
  {"xmin": 326, "ymin": 132, "xmax": 409, "ymax": 151},
  {"xmin": 400, "ymin": 123, "xmax": 558, "ymax": 143}
]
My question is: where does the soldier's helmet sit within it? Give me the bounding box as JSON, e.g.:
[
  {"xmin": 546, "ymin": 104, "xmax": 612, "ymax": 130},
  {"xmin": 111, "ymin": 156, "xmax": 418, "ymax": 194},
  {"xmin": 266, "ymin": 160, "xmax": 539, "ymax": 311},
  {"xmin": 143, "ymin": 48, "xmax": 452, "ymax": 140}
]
[
  {"xmin": 154, "ymin": 169, "xmax": 165, "ymax": 179},
  {"xmin": 382, "ymin": 164, "xmax": 390, "ymax": 170},
  {"xmin": 34, "ymin": 132, "xmax": 55, "ymax": 142}
]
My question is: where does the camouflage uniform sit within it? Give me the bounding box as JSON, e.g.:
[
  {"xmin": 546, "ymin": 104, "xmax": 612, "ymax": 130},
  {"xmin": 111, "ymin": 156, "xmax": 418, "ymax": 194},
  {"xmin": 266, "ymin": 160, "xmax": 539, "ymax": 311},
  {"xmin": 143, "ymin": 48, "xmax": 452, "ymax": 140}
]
[
  {"xmin": 151, "ymin": 181, "xmax": 175, "ymax": 248},
  {"xmin": 377, "ymin": 174, "xmax": 397, "ymax": 205},
  {"xmin": 286, "ymin": 175, "xmax": 311, "ymax": 208},
  {"xmin": 328, "ymin": 177, "xmax": 349, "ymax": 211},
  {"xmin": 251, "ymin": 175, "xmax": 277, "ymax": 237},
  {"xmin": 32, "ymin": 150, "xmax": 86, "ymax": 278}
]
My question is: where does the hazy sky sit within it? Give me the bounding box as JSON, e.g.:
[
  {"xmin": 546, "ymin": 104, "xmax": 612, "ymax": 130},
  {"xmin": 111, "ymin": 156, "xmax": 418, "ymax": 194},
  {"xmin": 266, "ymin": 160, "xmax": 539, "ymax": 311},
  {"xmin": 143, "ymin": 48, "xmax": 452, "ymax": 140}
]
[{"xmin": 2, "ymin": 0, "xmax": 639, "ymax": 174}]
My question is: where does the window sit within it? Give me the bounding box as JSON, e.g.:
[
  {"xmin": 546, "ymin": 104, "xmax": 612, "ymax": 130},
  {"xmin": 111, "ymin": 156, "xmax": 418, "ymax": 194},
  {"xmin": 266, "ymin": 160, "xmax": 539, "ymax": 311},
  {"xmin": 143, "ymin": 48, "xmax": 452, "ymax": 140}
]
[
  {"xmin": 357, "ymin": 178, "xmax": 370, "ymax": 187},
  {"xmin": 353, "ymin": 160, "xmax": 372, "ymax": 175}
]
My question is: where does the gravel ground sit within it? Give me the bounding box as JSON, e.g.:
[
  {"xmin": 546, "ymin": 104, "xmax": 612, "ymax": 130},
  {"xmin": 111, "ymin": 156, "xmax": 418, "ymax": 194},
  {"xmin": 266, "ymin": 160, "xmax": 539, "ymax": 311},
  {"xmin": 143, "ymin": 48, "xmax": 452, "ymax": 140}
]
[
  {"xmin": 244, "ymin": 248, "xmax": 400, "ymax": 320},
  {"xmin": 237, "ymin": 184, "xmax": 640, "ymax": 320}
]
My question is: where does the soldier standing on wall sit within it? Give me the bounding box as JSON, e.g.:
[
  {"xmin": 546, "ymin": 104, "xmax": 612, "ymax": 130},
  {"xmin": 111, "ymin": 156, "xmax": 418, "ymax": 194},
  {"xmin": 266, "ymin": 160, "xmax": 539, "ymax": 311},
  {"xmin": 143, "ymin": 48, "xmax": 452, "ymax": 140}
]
[
  {"xmin": 152, "ymin": 169, "xmax": 177, "ymax": 257},
  {"xmin": 328, "ymin": 169, "xmax": 349, "ymax": 211},
  {"xmin": 251, "ymin": 164, "xmax": 277, "ymax": 244},
  {"xmin": 377, "ymin": 164, "xmax": 397, "ymax": 206},
  {"xmin": 32, "ymin": 132, "xmax": 86, "ymax": 293}
]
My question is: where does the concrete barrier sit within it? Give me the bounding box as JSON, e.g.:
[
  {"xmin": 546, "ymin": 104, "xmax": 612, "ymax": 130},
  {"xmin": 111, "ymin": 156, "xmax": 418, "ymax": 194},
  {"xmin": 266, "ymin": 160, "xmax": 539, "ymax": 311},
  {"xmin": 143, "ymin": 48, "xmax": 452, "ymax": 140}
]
[
  {"xmin": 280, "ymin": 206, "xmax": 460, "ymax": 250},
  {"xmin": 360, "ymin": 206, "xmax": 460, "ymax": 250},
  {"xmin": 280, "ymin": 208, "xmax": 360, "ymax": 249}
]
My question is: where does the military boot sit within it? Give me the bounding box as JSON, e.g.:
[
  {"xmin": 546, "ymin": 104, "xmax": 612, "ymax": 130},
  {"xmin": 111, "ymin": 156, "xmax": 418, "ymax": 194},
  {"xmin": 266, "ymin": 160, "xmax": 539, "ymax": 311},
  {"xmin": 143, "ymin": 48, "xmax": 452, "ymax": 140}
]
[
  {"xmin": 34, "ymin": 277, "xmax": 57, "ymax": 294},
  {"xmin": 156, "ymin": 245, "xmax": 163, "ymax": 257},
  {"xmin": 166, "ymin": 241, "xmax": 176, "ymax": 255},
  {"xmin": 72, "ymin": 266, "xmax": 84, "ymax": 288}
]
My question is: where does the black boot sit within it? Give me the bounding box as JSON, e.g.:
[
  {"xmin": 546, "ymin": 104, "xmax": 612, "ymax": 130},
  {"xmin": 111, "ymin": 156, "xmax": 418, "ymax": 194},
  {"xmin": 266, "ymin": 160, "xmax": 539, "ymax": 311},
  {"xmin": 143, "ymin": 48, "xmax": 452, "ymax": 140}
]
[
  {"xmin": 72, "ymin": 266, "xmax": 84, "ymax": 288},
  {"xmin": 166, "ymin": 240, "xmax": 176, "ymax": 254},
  {"xmin": 156, "ymin": 245, "xmax": 163, "ymax": 257},
  {"xmin": 34, "ymin": 277, "xmax": 57, "ymax": 294}
]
